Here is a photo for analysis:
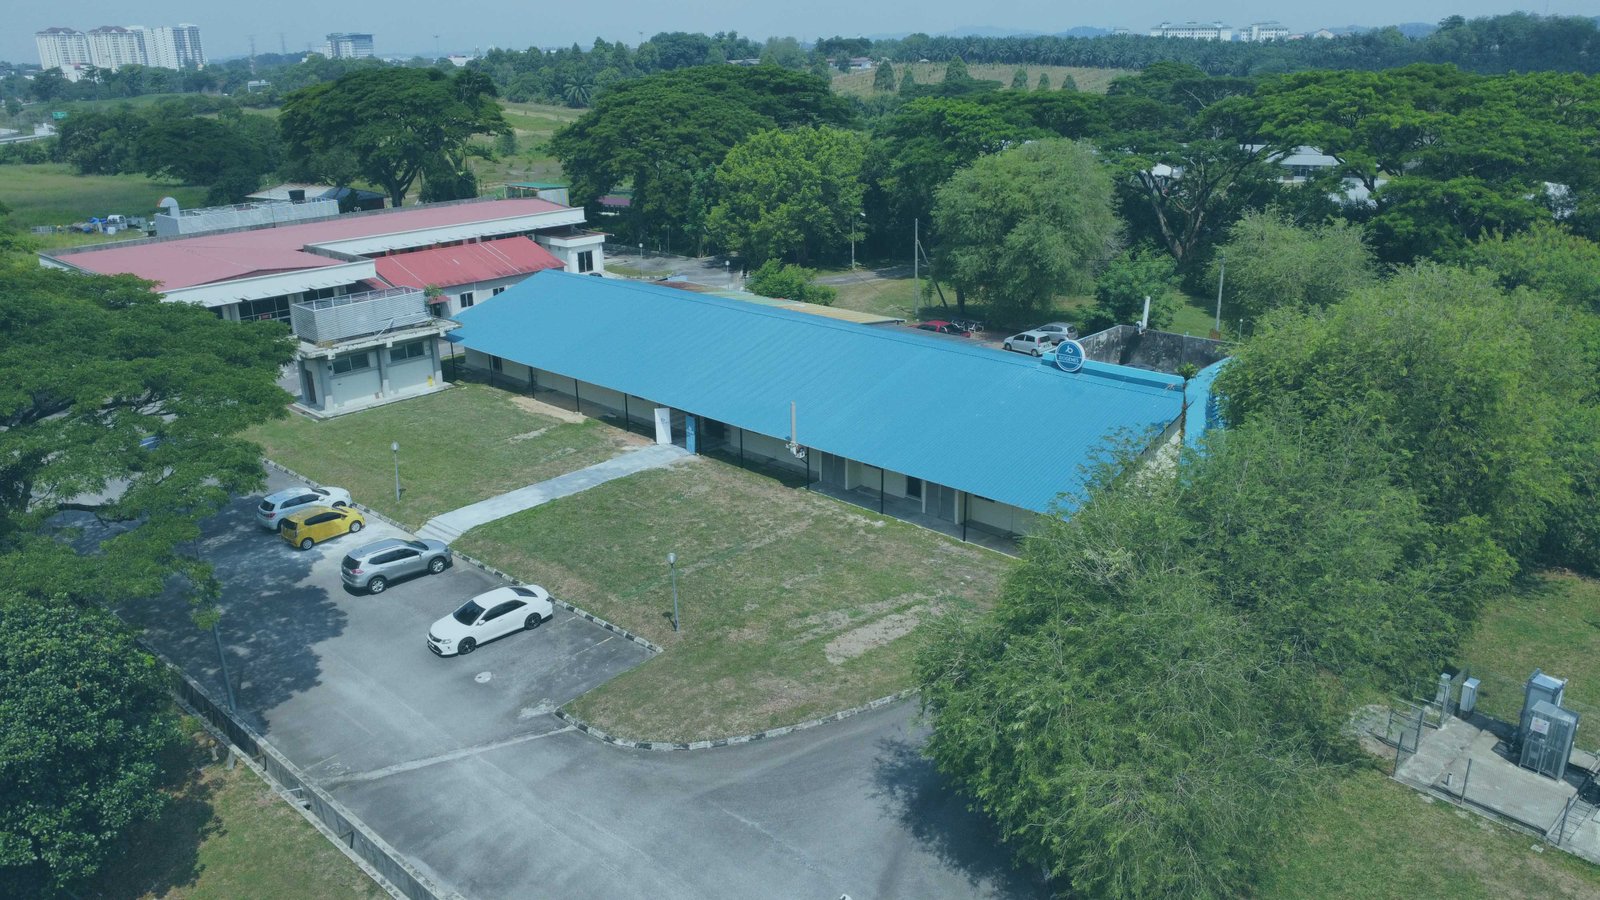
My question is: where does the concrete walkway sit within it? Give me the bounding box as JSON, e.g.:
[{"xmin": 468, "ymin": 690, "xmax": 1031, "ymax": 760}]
[{"xmin": 417, "ymin": 443, "xmax": 689, "ymax": 544}]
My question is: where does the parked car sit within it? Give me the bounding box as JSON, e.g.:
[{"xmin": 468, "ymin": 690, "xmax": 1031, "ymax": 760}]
[
  {"xmin": 257, "ymin": 485, "xmax": 353, "ymax": 530},
  {"xmin": 1034, "ymin": 322, "xmax": 1078, "ymax": 344},
  {"xmin": 279, "ymin": 505, "xmax": 365, "ymax": 551},
  {"xmin": 1002, "ymin": 331, "xmax": 1056, "ymax": 356},
  {"xmin": 427, "ymin": 585, "xmax": 554, "ymax": 657},
  {"xmin": 341, "ymin": 538, "xmax": 452, "ymax": 594},
  {"xmin": 915, "ymin": 320, "xmax": 972, "ymax": 337}
]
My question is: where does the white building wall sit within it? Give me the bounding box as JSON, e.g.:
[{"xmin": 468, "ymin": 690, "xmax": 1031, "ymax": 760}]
[
  {"xmin": 966, "ymin": 495, "xmax": 1037, "ymax": 536},
  {"xmin": 87, "ymin": 27, "xmax": 149, "ymax": 69},
  {"xmin": 36, "ymin": 30, "xmax": 91, "ymax": 70}
]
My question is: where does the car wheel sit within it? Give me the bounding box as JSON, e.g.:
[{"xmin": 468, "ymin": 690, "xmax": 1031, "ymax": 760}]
[
  {"xmin": 525, "ymin": 613, "xmax": 542, "ymax": 630},
  {"xmin": 458, "ymin": 637, "xmax": 476, "ymax": 655},
  {"xmin": 299, "ymin": 537, "xmax": 314, "ymax": 551},
  {"xmin": 349, "ymin": 520, "xmax": 363, "ymax": 533},
  {"xmin": 367, "ymin": 576, "xmax": 388, "ymax": 594},
  {"xmin": 427, "ymin": 557, "xmax": 447, "ymax": 575},
  {"xmin": 1003, "ymin": 342, "xmax": 1013, "ymax": 352},
  {"xmin": 1031, "ymin": 347, "xmax": 1042, "ymax": 357}
]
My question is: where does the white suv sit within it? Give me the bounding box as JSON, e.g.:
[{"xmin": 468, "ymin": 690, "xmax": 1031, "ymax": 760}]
[
  {"xmin": 256, "ymin": 485, "xmax": 353, "ymax": 530},
  {"xmin": 1003, "ymin": 331, "xmax": 1056, "ymax": 357}
]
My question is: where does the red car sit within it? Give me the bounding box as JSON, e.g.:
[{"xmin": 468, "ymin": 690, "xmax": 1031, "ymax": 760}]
[{"xmin": 915, "ymin": 320, "xmax": 972, "ymax": 337}]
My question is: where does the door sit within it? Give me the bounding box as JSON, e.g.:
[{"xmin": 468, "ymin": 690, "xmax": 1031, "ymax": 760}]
[
  {"xmin": 302, "ymin": 365, "xmax": 318, "ymax": 405},
  {"xmin": 390, "ymin": 549, "xmax": 422, "ymax": 577},
  {"xmin": 483, "ymin": 600, "xmax": 525, "ymax": 639}
]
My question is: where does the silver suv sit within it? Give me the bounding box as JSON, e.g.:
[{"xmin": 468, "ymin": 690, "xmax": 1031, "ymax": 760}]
[{"xmin": 340, "ymin": 538, "xmax": 452, "ymax": 594}]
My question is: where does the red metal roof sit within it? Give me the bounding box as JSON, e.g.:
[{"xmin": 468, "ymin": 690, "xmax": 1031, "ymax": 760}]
[
  {"xmin": 55, "ymin": 198, "xmax": 570, "ymax": 292},
  {"xmin": 374, "ymin": 237, "xmax": 564, "ymax": 289}
]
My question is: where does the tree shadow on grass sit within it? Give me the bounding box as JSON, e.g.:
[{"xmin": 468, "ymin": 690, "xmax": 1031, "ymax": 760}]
[
  {"xmin": 80, "ymin": 729, "xmax": 224, "ymax": 899},
  {"xmin": 870, "ymin": 737, "xmax": 1047, "ymax": 899}
]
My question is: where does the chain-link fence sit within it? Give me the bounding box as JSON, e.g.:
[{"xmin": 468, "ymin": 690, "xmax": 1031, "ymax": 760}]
[{"xmin": 171, "ymin": 669, "xmax": 451, "ymax": 900}]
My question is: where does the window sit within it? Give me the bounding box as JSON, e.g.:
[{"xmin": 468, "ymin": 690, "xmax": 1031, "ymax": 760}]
[
  {"xmin": 458, "ymin": 291, "xmax": 475, "ymax": 309},
  {"xmin": 484, "ymin": 601, "xmax": 524, "ymax": 621},
  {"xmin": 237, "ymin": 296, "xmax": 291, "ymax": 322},
  {"xmin": 490, "ymin": 356, "xmax": 503, "ymax": 373},
  {"xmin": 576, "ymin": 250, "xmax": 594, "ymax": 273},
  {"xmin": 491, "ymin": 286, "xmax": 506, "ymax": 296},
  {"xmin": 332, "ymin": 352, "xmax": 371, "ymax": 375},
  {"xmin": 389, "ymin": 341, "xmax": 427, "ymax": 363},
  {"xmin": 906, "ymin": 477, "xmax": 923, "ymax": 500},
  {"xmin": 302, "ymin": 286, "xmax": 343, "ymax": 302}
]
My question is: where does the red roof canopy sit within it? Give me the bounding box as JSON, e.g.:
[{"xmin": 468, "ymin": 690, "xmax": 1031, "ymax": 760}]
[{"xmin": 374, "ymin": 237, "xmax": 564, "ymax": 290}]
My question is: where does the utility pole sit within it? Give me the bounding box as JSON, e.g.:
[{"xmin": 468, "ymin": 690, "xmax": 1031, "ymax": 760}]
[
  {"xmin": 912, "ymin": 218, "xmax": 919, "ymax": 314},
  {"xmin": 1213, "ymin": 251, "xmax": 1226, "ymax": 337},
  {"xmin": 278, "ymin": 33, "xmax": 287, "ymax": 55}
]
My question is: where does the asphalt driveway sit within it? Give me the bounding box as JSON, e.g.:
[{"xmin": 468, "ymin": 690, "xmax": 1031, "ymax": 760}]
[{"xmin": 118, "ymin": 469, "xmax": 1040, "ymax": 900}]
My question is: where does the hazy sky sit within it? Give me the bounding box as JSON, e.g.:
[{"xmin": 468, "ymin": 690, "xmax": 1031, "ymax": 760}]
[{"xmin": 9, "ymin": 1, "xmax": 1590, "ymax": 64}]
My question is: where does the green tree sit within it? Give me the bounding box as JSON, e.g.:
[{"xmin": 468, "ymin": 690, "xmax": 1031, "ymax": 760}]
[
  {"xmin": 0, "ymin": 598, "xmax": 180, "ymax": 897},
  {"xmin": 918, "ymin": 451, "xmax": 1343, "ymax": 898},
  {"xmin": 1472, "ymin": 223, "xmax": 1600, "ymax": 313},
  {"xmin": 1208, "ymin": 209, "xmax": 1376, "ymax": 329},
  {"xmin": 1035, "ymin": 72, "xmax": 1051, "ymax": 91},
  {"xmin": 134, "ymin": 111, "xmax": 279, "ymax": 204},
  {"xmin": 872, "ymin": 60, "xmax": 896, "ymax": 92},
  {"xmin": 932, "ymin": 139, "xmax": 1119, "ymax": 325},
  {"xmin": 0, "ymin": 264, "xmax": 294, "ymax": 605},
  {"xmin": 943, "ymin": 57, "xmax": 970, "ymax": 83},
  {"xmin": 745, "ymin": 259, "xmax": 836, "ymax": 305},
  {"xmin": 1092, "ymin": 246, "xmax": 1177, "ymax": 328},
  {"xmin": 551, "ymin": 66, "xmax": 850, "ymax": 249},
  {"xmin": 280, "ymin": 68, "xmax": 507, "ymax": 207},
  {"xmin": 898, "ymin": 67, "xmax": 917, "ymax": 92},
  {"xmin": 706, "ymin": 126, "xmax": 868, "ymax": 265},
  {"xmin": 1010, "ymin": 68, "xmax": 1028, "ymax": 90},
  {"xmin": 1059, "ymin": 72, "xmax": 1078, "ymax": 91},
  {"xmin": 1217, "ymin": 265, "xmax": 1599, "ymax": 566}
]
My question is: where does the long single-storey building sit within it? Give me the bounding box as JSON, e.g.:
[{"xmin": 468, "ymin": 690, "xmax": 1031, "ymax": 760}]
[{"xmin": 452, "ymin": 271, "xmax": 1191, "ymax": 545}]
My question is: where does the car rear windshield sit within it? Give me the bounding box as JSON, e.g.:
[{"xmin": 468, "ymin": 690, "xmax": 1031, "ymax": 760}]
[
  {"xmin": 341, "ymin": 555, "xmax": 359, "ymax": 570},
  {"xmin": 453, "ymin": 600, "xmax": 485, "ymax": 625},
  {"xmin": 259, "ymin": 499, "xmax": 274, "ymax": 511}
]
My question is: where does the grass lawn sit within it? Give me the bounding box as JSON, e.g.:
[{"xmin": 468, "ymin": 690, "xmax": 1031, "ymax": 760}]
[
  {"xmin": 832, "ymin": 64, "xmax": 1133, "ymax": 97},
  {"xmin": 458, "ymin": 458, "xmax": 1012, "ymax": 740},
  {"xmin": 0, "ymin": 163, "xmax": 206, "ymax": 229},
  {"xmin": 1263, "ymin": 767, "xmax": 1600, "ymax": 899},
  {"xmin": 1460, "ymin": 572, "xmax": 1600, "ymax": 723},
  {"xmin": 827, "ymin": 270, "xmax": 924, "ymax": 320},
  {"xmin": 85, "ymin": 723, "xmax": 383, "ymax": 900},
  {"xmin": 467, "ymin": 101, "xmax": 582, "ymax": 189},
  {"xmin": 246, "ymin": 383, "xmax": 633, "ymax": 530}
]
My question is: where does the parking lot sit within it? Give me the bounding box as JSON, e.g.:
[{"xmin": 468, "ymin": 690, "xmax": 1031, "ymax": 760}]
[{"xmin": 116, "ymin": 469, "xmax": 1037, "ymax": 899}]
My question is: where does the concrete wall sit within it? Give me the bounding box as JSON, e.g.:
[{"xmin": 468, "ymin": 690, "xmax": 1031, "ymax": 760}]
[
  {"xmin": 967, "ymin": 495, "xmax": 1037, "ymax": 536},
  {"xmin": 1078, "ymin": 325, "xmax": 1229, "ymax": 374}
]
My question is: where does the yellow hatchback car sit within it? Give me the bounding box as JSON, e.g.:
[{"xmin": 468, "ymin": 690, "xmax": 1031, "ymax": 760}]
[{"xmin": 279, "ymin": 505, "xmax": 366, "ymax": 551}]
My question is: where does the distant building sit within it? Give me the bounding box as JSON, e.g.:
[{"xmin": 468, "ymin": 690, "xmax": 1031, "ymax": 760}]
[
  {"xmin": 86, "ymin": 26, "xmax": 148, "ymax": 69},
  {"xmin": 1313, "ymin": 29, "xmax": 1337, "ymax": 39},
  {"xmin": 1149, "ymin": 21, "xmax": 1234, "ymax": 41},
  {"xmin": 34, "ymin": 27, "xmax": 91, "ymax": 70},
  {"xmin": 147, "ymin": 24, "xmax": 206, "ymax": 69},
  {"xmin": 325, "ymin": 33, "xmax": 375, "ymax": 59},
  {"xmin": 37, "ymin": 23, "xmax": 204, "ymax": 71},
  {"xmin": 1239, "ymin": 22, "xmax": 1290, "ymax": 42}
]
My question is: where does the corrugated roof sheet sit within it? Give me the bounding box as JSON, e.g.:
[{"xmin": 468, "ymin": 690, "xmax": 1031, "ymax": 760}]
[
  {"xmin": 453, "ymin": 271, "xmax": 1184, "ymax": 514},
  {"xmin": 53, "ymin": 198, "xmax": 569, "ymax": 291},
  {"xmin": 374, "ymin": 237, "xmax": 564, "ymax": 289}
]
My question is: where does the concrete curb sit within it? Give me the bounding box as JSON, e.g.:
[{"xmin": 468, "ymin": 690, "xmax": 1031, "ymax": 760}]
[
  {"xmin": 553, "ymin": 689, "xmax": 917, "ymax": 752},
  {"xmin": 261, "ymin": 458, "xmax": 665, "ymax": 656}
]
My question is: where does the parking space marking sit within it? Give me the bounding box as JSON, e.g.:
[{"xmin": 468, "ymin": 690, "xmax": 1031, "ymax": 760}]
[
  {"xmin": 568, "ymin": 634, "xmax": 617, "ymax": 658},
  {"xmin": 319, "ymin": 723, "xmax": 576, "ymax": 787}
]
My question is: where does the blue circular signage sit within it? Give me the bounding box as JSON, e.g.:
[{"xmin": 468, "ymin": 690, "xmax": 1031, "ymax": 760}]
[{"xmin": 1054, "ymin": 339, "xmax": 1086, "ymax": 373}]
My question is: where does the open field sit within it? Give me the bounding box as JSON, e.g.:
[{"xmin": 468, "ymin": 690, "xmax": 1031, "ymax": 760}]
[
  {"xmin": 1264, "ymin": 766, "xmax": 1600, "ymax": 899},
  {"xmin": 459, "ymin": 459, "xmax": 1012, "ymax": 740},
  {"xmin": 246, "ymin": 383, "xmax": 633, "ymax": 530},
  {"xmin": 0, "ymin": 163, "xmax": 205, "ymax": 230},
  {"xmin": 1460, "ymin": 572, "xmax": 1600, "ymax": 722},
  {"xmin": 467, "ymin": 101, "xmax": 582, "ymax": 189},
  {"xmin": 833, "ymin": 63, "xmax": 1133, "ymax": 97},
  {"xmin": 84, "ymin": 723, "xmax": 383, "ymax": 900}
]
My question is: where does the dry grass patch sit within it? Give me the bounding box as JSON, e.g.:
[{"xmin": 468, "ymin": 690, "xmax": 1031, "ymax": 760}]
[{"xmin": 457, "ymin": 457, "xmax": 1012, "ymax": 740}]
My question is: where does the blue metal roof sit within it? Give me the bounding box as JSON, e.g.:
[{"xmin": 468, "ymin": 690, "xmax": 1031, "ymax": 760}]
[{"xmin": 453, "ymin": 272, "xmax": 1185, "ymax": 514}]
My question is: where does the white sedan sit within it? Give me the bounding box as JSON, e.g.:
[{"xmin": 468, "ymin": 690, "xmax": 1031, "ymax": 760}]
[
  {"xmin": 256, "ymin": 484, "xmax": 354, "ymax": 530},
  {"xmin": 427, "ymin": 585, "xmax": 554, "ymax": 657}
]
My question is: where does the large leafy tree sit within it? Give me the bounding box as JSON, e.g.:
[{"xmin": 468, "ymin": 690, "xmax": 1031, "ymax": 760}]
[
  {"xmin": 0, "ymin": 264, "xmax": 294, "ymax": 604},
  {"xmin": 1208, "ymin": 208, "xmax": 1376, "ymax": 330},
  {"xmin": 0, "ymin": 598, "xmax": 180, "ymax": 897},
  {"xmin": 280, "ymin": 67, "xmax": 507, "ymax": 207},
  {"xmin": 551, "ymin": 66, "xmax": 851, "ymax": 249},
  {"xmin": 1217, "ymin": 265, "xmax": 1600, "ymax": 566},
  {"xmin": 705, "ymin": 126, "xmax": 868, "ymax": 264},
  {"xmin": 932, "ymin": 139, "xmax": 1119, "ymax": 325}
]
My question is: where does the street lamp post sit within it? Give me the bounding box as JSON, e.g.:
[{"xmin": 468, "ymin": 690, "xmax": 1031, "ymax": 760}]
[
  {"xmin": 391, "ymin": 441, "xmax": 401, "ymax": 502},
  {"xmin": 725, "ymin": 259, "xmax": 732, "ymax": 286},
  {"xmin": 212, "ymin": 620, "xmax": 238, "ymax": 714},
  {"xmin": 850, "ymin": 211, "xmax": 865, "ymax": 270},
  {"xmin": 667, "ymin": 552, "xmax": 679, "ymax": 632}
]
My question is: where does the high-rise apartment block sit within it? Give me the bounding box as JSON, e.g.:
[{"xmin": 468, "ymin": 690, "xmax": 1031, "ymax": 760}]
[
  {"xmin": 324, "ymin": 33, "xmax": 376, "ymax": 59},
  {"xmin": 35, "ymin": 23, "xmax": 206, "ymax": 72}
]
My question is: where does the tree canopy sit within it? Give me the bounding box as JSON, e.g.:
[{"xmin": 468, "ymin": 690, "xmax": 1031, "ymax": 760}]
[
  {"xmin": 932, "ymin": 139, "xmax": 1119, "ymax": 325},
  {"xmin": 705, "ymin": 126, "xmax": 868, "ymax": 265},
  {"xmin": 1209, "ymin": 208, "xmax": 1376, "ymax": 330},
  {"xmin": 280, "ymin": 67, "xmax": 507, "ymax": 207}
]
